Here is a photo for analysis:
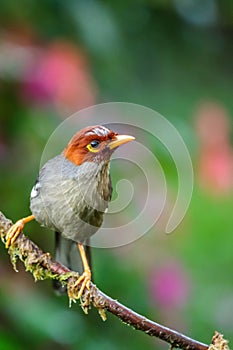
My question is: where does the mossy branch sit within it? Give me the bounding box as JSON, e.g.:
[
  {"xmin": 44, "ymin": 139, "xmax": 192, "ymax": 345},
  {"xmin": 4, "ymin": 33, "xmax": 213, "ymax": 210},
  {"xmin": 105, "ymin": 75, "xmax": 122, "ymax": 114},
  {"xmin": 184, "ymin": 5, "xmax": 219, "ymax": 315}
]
[{"xmin": 0, "ymin": 211, "xmax": 230, "ymax": 350}]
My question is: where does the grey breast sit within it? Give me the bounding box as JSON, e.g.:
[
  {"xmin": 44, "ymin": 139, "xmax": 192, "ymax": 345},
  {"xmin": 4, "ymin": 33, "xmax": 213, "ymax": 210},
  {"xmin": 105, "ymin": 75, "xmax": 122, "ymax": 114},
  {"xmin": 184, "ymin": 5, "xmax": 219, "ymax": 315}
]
[{"xmin": 30, "ymin": 154, "xmax": 111, "ymax": 242}]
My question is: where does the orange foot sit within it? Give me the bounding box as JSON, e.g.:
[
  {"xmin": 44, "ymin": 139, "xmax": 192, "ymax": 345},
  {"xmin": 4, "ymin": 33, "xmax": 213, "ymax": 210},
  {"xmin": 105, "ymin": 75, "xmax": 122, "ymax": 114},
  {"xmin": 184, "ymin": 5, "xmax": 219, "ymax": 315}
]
[
  {"xmin": 75, "ymin": 269, "xmax": 92, "ymax": 299},
  {"xmin": 5, "ymin": 215, "xmax": 34, "ymax": 248}
]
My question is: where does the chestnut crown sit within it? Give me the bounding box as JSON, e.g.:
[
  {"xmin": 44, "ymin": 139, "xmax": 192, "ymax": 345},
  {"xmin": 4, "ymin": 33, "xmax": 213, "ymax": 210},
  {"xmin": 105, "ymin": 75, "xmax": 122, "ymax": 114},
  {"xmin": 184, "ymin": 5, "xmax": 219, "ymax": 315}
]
[{"xmin": 63, "ymin": 125, "xmax": 135, "ymax": 165}]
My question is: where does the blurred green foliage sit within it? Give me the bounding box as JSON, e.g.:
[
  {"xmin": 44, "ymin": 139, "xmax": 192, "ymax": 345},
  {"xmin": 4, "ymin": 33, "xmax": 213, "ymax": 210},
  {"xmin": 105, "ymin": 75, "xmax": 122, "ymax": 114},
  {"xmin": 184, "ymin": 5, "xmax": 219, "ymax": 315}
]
[{"xmin": 0, "ymin": 1, "xmax": 232, "ymax": 349}]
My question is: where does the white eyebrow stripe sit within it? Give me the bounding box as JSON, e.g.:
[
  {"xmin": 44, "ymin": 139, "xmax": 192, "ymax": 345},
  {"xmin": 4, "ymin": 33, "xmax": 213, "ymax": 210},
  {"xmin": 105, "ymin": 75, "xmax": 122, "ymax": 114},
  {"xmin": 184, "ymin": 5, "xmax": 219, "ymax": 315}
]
[{"xmin": 85, "ymin": 126, "xmax": 110, "ymax": 137}]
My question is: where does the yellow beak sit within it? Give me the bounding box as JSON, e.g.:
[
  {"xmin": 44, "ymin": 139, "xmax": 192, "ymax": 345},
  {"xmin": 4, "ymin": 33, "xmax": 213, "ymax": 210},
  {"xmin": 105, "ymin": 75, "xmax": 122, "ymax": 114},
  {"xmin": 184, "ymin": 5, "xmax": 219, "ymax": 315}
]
[{"xmin": 109, "ymin": 134, "xmax": 135, "ymax": 150}]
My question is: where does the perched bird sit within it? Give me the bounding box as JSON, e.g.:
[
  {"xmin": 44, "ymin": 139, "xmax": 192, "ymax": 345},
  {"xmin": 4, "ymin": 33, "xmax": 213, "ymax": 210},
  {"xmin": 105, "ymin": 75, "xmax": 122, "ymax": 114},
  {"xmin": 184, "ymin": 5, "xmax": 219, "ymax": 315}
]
[{"xmin": 6, "ymin": 125, "xmax": 135, "ymax": 298}]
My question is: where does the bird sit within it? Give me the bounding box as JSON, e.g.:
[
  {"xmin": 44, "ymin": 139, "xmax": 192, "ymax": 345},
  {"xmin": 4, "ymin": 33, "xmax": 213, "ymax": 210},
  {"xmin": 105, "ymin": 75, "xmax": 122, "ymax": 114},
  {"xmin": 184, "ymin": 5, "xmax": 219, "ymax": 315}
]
[{"xmin": 5, "ymin": 125, "xmax": 135, "ymax": 298}]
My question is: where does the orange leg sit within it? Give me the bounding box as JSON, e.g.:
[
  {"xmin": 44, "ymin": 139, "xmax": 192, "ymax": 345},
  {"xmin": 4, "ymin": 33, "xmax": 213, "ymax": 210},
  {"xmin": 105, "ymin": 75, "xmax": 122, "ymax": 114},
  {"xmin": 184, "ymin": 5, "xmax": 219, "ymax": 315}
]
[
  {"xmin": 75, "ymin": 242, "xmax": 92, "ymax": 299},
  {"xmin": 5, "ymin": 215, "xmax": 35, "ymax": 248}
]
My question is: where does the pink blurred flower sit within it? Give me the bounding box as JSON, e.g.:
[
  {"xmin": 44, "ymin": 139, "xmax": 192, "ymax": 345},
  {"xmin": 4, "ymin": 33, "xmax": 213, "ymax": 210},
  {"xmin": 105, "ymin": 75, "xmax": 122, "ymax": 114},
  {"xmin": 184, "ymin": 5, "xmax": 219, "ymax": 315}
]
[
  {"xmin": 149, "ymin": 262, "xmax": 190, "ymax": 308},
  {"xmin": 195, "ymin": 102, "xmax": 233, "ymax": 195},
  {"xmin": 22, "ymin": 40, "xmax": 96, "ymax": 113}
]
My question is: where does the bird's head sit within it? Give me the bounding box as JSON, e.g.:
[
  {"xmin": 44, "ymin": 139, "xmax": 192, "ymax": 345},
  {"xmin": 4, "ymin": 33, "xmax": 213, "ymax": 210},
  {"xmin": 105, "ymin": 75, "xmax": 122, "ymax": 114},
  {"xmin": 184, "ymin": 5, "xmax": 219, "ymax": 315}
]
[{"xmin": 63, "ymin": 125, "xmax": 135, "ymax": 166}]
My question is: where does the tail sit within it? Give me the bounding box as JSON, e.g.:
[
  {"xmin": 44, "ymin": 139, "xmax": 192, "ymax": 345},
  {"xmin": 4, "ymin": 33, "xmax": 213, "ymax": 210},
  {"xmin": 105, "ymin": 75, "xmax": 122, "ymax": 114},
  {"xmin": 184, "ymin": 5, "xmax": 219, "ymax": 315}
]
[{"xmin": 53, "ymin": 232, "xmax": 92, "ymax": 295}]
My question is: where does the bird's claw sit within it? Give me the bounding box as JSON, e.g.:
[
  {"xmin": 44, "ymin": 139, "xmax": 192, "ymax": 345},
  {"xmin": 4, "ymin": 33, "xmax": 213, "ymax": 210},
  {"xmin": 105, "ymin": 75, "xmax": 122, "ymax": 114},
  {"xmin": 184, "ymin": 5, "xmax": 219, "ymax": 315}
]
[
  {"xmin": 5, "ymin": 219, "xmax": 25, "ymax": 248},
  {"xmin": 75, "ymin": 270, "xmax": 91, "ymax": 299}
]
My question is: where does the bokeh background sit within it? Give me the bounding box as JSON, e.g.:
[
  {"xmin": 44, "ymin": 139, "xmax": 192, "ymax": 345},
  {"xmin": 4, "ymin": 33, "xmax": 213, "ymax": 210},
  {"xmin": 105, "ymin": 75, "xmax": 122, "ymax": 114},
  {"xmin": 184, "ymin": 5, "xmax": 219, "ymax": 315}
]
[{"xmin": 0, "ymin": 1, "xmax": 233, "ymax": 349}]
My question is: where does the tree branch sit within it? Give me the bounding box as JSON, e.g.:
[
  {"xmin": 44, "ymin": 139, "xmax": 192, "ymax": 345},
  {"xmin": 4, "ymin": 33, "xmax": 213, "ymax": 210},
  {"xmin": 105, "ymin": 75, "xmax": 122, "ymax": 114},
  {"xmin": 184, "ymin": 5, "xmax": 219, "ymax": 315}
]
[{"xmin": 0, "ymin": 211, "xmax": 228, "ymax": 350}]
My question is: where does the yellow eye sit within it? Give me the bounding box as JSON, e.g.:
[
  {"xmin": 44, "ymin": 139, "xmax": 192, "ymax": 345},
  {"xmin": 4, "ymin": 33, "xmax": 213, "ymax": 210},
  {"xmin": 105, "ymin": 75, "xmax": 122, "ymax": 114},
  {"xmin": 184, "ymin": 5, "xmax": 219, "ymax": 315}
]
[{"xmin": 87, "ymin": 140, "xmax": 101, "ymax": 153}]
